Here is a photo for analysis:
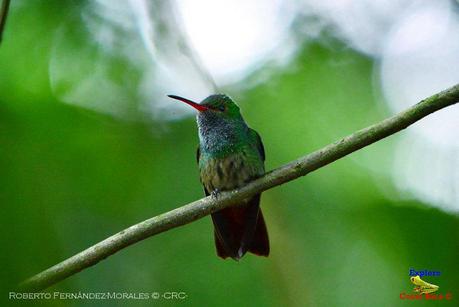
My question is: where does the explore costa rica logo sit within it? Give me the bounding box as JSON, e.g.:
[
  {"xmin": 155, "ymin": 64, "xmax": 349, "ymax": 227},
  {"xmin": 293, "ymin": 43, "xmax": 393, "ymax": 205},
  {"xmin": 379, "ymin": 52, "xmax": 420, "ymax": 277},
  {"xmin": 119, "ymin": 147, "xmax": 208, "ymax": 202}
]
[{"xmin": 399, "ymin": 268, "xmax": 453, "ymax": 301}]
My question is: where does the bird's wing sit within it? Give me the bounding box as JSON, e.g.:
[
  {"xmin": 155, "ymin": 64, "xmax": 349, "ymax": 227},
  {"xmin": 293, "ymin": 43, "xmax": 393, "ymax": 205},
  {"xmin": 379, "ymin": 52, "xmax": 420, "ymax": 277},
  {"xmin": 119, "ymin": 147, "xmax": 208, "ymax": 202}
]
[
  {"xmin": 196, "ymin": 145, "xmax": 210, "ymax": 196},
  {"xmin": 250, "ymin": 128, "xmax": 265, "ymax": 162}
]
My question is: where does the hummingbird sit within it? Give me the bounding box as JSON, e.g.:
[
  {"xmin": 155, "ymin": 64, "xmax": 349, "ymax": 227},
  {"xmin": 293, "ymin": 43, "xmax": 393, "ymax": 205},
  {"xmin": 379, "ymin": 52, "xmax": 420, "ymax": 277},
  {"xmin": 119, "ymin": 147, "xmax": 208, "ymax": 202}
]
[{"xmin": 168, "ymin": 94, "xmax": 269, "ymax": 260}]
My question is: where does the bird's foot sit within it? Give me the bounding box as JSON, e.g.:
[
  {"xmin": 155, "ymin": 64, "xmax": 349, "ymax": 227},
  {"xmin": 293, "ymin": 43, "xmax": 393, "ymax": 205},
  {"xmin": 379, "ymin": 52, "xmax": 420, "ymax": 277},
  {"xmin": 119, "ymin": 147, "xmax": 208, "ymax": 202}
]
[{"xmin": 211, "ymin": 189, "xmax": 221, "ymax": 199}]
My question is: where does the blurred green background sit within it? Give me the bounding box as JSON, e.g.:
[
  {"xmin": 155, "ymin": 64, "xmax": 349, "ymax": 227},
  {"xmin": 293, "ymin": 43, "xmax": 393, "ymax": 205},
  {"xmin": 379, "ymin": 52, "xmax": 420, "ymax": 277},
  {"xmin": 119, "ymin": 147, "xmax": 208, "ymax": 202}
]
[{"xmin": 1, "ymin": 1, "xmax": 458, "ymax": 306}]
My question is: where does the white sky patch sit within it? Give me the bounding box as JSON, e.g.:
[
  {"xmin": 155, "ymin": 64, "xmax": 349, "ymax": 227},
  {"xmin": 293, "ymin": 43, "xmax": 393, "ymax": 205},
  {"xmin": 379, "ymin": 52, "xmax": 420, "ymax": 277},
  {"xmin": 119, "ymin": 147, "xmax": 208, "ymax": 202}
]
[
  {"xmin": 379, "ymin": 0, "xmax": 459, "ymax": 211},
  {"xmin": 297, "ymin": 0, "xmax": 415, "ymax": 56},
  {"xmin": 177, "ymin": 0, "xmax": 296, "ymax": 84}
]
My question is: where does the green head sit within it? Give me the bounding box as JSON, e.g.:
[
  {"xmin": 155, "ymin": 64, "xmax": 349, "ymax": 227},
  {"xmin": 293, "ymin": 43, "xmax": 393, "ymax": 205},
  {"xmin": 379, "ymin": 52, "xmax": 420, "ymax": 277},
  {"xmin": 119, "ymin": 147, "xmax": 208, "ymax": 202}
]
[
  {"xmin": 167, "ymin": 94, "xmax": 242, "ymax": 120},
  {"xmin": 168, "ymin": 94, "xmax": 249, "ymax": 154}
]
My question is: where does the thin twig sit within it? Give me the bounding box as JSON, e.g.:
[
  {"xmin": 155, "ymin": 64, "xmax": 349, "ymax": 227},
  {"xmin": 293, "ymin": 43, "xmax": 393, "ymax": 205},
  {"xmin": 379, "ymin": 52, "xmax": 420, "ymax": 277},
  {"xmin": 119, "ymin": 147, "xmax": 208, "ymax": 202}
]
[
  {"xmin": 19, "ymin": 83, "xmax": 459, "ymax": 291},
  {"xmin": 0, "ymin": 0, "xmax": 10, "ymax": 44}
]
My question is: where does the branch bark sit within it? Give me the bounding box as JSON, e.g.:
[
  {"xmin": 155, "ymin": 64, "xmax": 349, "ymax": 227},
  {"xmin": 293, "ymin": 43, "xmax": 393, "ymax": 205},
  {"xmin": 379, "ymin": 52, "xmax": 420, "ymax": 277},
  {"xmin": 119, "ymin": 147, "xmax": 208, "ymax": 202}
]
[{"xmin": 19, "ymin": 83, "xmax": 459, "ymax": 291}]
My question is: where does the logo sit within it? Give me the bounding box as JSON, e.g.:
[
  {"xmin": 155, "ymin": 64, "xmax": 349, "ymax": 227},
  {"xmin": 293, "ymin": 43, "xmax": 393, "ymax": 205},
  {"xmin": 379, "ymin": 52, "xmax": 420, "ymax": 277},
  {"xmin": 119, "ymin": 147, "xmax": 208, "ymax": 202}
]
[
  {"xmin": 410, "ymin": 275, "xmax": 438, "ymax": 294},
  {"xmin": 399, "ymin": 268, "xmax": 453, "ymax": 301}
]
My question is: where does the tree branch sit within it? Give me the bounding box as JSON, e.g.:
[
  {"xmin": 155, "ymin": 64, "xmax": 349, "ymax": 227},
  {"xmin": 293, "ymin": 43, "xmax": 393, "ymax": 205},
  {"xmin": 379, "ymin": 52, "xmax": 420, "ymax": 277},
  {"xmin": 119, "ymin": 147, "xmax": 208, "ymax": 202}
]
[
  {"xmin": 0, "ymin": 0, "xmax": 10, "ymax": 44},
  {"xmin": 19, "ymin": 84, "xmax": 459, "ymax": 291}
]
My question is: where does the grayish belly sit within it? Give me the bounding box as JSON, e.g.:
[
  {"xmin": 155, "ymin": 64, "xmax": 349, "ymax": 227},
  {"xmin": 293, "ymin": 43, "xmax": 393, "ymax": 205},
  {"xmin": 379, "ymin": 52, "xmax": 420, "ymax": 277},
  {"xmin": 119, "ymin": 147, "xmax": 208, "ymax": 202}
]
[{"xmin": 199, "ymin": 152, "xmax": 264, "ymax": 193}]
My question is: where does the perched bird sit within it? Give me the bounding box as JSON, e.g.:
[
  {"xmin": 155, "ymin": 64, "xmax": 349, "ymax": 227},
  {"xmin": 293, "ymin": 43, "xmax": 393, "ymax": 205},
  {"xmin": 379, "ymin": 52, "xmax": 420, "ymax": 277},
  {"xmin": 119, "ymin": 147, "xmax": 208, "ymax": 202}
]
[{"xmin": 168, "ymin": 94, "xmax": 269, "ymax": 260}]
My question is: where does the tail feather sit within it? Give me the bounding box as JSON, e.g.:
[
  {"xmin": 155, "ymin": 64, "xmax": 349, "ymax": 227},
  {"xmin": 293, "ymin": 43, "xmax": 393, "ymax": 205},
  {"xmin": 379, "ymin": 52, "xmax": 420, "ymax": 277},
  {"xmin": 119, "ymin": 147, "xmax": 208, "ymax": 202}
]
[
  {"xmin": 211, "ymin": 194, "xmax": 269, "ymax": 260},
  {"xmin": 214, "ymin": 229, "xmax": 230, "ymax": 259},
  {"xmin": 248, "ymin": 211, "xmax": 269, "ymax": 256}
]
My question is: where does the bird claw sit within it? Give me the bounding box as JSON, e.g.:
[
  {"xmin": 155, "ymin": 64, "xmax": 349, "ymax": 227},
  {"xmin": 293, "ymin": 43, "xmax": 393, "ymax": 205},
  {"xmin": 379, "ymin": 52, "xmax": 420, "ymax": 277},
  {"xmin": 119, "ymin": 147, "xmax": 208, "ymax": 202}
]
[{"xmin": 211, "ymin": 189, "xmax": 221, "ymax": 199}]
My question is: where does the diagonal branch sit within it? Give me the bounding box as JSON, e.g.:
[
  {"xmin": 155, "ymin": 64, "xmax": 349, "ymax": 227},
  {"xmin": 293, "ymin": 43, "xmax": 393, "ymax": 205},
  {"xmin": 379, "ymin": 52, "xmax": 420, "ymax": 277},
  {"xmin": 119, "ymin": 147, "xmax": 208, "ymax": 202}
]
[
  {"xmin": 0, "ymin": 0, "xmax": 10, "ymax": 44},
  {"xmin": 19, "ymin": 83, "xmax": 459, "ymax": 291}
]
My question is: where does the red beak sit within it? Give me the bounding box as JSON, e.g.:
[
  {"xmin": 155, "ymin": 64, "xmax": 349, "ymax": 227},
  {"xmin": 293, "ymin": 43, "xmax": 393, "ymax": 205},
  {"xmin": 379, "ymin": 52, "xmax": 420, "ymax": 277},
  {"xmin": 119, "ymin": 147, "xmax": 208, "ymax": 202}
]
[{"xmin": 168, "ymin": 95, "xmax": 209, "ymax": 112}]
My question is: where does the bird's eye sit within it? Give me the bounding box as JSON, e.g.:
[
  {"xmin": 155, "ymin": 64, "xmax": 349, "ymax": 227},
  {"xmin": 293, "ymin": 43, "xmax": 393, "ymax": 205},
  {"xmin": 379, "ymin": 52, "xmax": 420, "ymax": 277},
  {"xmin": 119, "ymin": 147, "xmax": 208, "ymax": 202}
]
[{"xmin": 218, "ymin": 105, "xmax": 225, "ymax": 112}]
